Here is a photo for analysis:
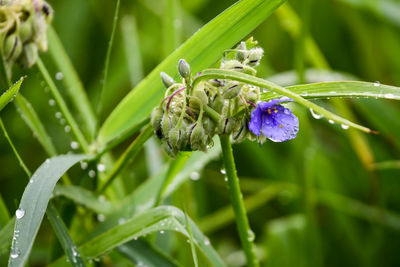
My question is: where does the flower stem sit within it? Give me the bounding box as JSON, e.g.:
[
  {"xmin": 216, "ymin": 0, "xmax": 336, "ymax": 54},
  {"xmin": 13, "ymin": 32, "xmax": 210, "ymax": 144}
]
[{"xmin": 219, "ymin": 135, "xmax": 259, "ymax": 267}]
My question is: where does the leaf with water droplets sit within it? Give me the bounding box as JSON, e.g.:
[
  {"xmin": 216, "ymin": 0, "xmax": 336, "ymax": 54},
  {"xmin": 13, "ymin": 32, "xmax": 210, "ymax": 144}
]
[
  {"xmin": 0, "ymin": 77, "xmax": 24, "ymax": 112},
  {"xmin": 8, "ymin": 154, "xmax": 87, "ymax": 267}
]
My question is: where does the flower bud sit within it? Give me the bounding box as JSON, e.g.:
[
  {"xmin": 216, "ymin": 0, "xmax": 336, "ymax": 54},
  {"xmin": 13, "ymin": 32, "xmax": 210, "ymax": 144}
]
[
  {"xmin": 163, "ymin": 141, "xmax": 178, "ymax": 157},
  {"xmin": 19, "ymin": 43, "xmax": 38, "ymax": 68},
  {"xmin": 161, "ymin": 112, "xmax": 174, "ymax": 138},
  {"xmin": 178, "ymin": 59, "xmax": 191, "ymax": 79},
  {"xmin": 189, "ymin": 123, "xmax": 207, "ymax": 151},
  {"xmin": 211, "ymin": 94, "xmax": 225, "ymax": 113},
  {"xmin": 203, "ymin": 116, "xmax": 216, "ymax": 137},
  {"xmin": 246, "ymin": 47, "xmax": 264, "ymax": 66},
  {"xmin": 4, "ymin": 34, "xmax": 22, "ymax": 61},
  {"xmin": 18, "ymin": 18, "xmax": 33, "ymax": 43},
  {"xmin": 236, "ymin": 41, "xmax": 247, "ymax": 62},
  {"xmin": 218, "ymin": 117, "xmax": 239, "ymax": 135},
  {"xmin": 222, "ymin": 82, "xmax": 243, "ymax": 99},
  {"xmin": 232, "ymin": 118, "xmax": 249, "ymax": 143},
  {"xmin": 151, "ymin": 106, "xmax": 164, "ymax": 139},
  {"xmin": 193, "ymin": 83, "xmax": 208, "ymax": 105},
  {"xmin": 160, "ymin": 72, "xmax": 175, "ymax": 88}
]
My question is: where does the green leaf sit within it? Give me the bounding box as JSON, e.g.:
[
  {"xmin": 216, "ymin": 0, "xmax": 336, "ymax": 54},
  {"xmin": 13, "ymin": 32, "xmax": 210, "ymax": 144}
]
[
  {"xmin": 262, "ymin": 81, "xmax": 400, "ymax": 101},
  {"xmin": 47, "ymin": 28, "xmax": 97, "ymax": 139},
  {"xmin": 118, "ymin": 240, "xmax": 181, "ymax": 267},
  {"xmin": 53, "ymin": 185, "xmax": 113, "ymax": 214},
  {"xmin": 46, "ymin": 203, "xmax": 85, "ymax": 267},
  {"xmin": 8, "ymin": 154, "xmax": 87, "ymax": 267},
  {"xmin": 97, "ymin": 0, "xmax": 286, "ymax": 146},
  {"xmin": 0, "ymin": 77, "xmax": 24, "ymax": 112},
  {"xmin": 50, "ymin": 206, "xmax": 225, "ymax": 267},
  {"xmin": 0, "ymin": 218, "xmax": 14, "ymax": 256}
]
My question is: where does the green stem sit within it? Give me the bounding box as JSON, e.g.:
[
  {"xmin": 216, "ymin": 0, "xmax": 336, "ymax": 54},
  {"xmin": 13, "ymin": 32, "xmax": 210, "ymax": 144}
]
[
  {"xmin": 0, "ymin": 117, "xmax": 31, "ymax": 178},
  {"xmin": 219, "ymin": 135, "xmax": 259, "ymax": 267},
  {"xmin": 36, "ymin": 58, "xmax": 89, "ymax": 153},
  {"xmin": 98, "ymin": 124, "xmax": 153, "ymax": 193}
]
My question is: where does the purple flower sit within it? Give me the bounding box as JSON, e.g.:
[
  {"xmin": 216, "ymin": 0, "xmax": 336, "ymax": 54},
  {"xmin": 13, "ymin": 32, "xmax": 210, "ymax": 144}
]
[{"xmin": 249, "ymin": 97, "xmax": 299, "ymax": 142}]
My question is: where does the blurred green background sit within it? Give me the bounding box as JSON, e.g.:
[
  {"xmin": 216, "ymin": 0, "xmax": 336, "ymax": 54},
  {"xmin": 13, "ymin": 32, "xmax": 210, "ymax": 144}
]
[{"xmin": 2, "ymin": 0, "xmax": 400, "ymax": 266}]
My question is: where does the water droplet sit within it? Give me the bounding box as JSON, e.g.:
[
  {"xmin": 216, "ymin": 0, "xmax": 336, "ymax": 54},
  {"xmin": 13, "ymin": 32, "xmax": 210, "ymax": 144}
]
[
  {"xmin": 10, "ymin": 249, "xmax": 19, "ymax": 259},
  {"xmin": 55, "ymin": 72, "xmax": 64, "ymax": 80},
  {"xmin": 224, "ymin": 177, "xmax": 228, "ymax": 182},
  {"xmin": 15, "ymin": 209, "xmax": 25, "ymax": 219},
  {"xmin": 118, "ymin": 218, "xmax": 126, "ymax": 225},
  {"xmin": 48, "ymin": 99, "xmax": 55, "ymax": 106},
  {"xmin": 160, "ymin": 230, "xmax": 165, "ymax": 234},
  {"xmin": 204, "ymin": 238, "xmax": 210, "ymax": 246},
  {"xmin": 80, "ymin": 161, "xmax": 88, "ymax": 170},
  {"xmin": 385, "ymin": 93, "xmax": 395, "ymax": 99},
  {"xmin": 133, "ymin": 237, "xmax": 138, "ymax": 240},
  {"xmin": 88, "ymin": 170, "xmax": 96, "ymax": 178},
  {"xmin": 64, "ymin": 125, "xmax": 71, "ymax": 133},
  {"xmin": 70, "ymin": 141, "xmax": 79, "ymax": 150},
  {"xmin": 55, "ymin": 112, "xmax": 62, "ymax": 119},
  {"xmin": 374, "ymin": 81, "xmax": 381, "ymax": 87},
  {"xmin": 309, "ymin": 108, "xmax": 323, "ymax": 119},
  {"xmin": 220, "ymin": 169, "xmax": 226, "ymax": 175},
  {"xmin": 247, "ymin": 229, "xmax": 255, "ymax": 242},
  {"xmin": 59, "ymin": 118, "xmax": 66, "ymax": 125},
  {"xmin": 97, "ymin": 214, "xmax": 105, "ymax": 222},
  {"xmin": 45, "ymin": 159, "xmax": 50, "ymax": 163},
  {"xmin": 97, "ymin": 164, "xmax": 106, "ymax": 172},
  {"xmin": 189, "ymin": 171, "xmax": 200, "ymax": 181},
  {"xmin": 341, "ymin": 124, "xmax": 349, "ymax": 129},
  {"xmin": 328, "ymin": 119, "xmax": 334, "ymax": 124},
  {"xmin": 29, "ymin": 179, "xmax": 34, "ymax": 184}
]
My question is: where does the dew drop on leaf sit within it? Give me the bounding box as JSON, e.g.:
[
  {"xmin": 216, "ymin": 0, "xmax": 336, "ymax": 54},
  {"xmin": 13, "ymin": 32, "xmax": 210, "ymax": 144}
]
[
  {"xmin": 309, "ymin": 108, "xmax": 323, "ymax": 119},
  {"xmin": 15, "ymin": 208, "xmax": 24, "ymax": 219},
  {"xmin": 341, "ymin": 124, "xmax": 349, "ymax": 130}
]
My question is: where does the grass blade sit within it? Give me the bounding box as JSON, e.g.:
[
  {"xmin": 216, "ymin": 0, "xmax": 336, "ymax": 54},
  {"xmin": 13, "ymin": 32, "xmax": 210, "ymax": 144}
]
[
  {"xmin": 50, "ymin": 206, "xmax": 225, "ymax": 267},
  {"xmin": 47, "ymin": 27, "xmax": 97, "ymax": 139},
  {"xmin": 8, "ymin": 154, "xmax": 86, "ymax": 267},
  {"xmin": 53, "ymin": 185, "xmax": 113, "ymax": 214},
  {"xmin": 118, "ymin": 240, "xmax": 180, "ymax": 267},
  {"xmin": 46, "ymin": 203, "xmax": 85, "ymax": 267},
  {"xmin": 262, "ymin": 81, "xmax": 400, "ymax": 101},
  {"xmin": 0, "ymin": 77, "xmax": 24, "ymax": 112},
  {"xmin": 98, "ymin": 0, "xmax": 287, "ymax": 146},
  {"xmin": 96, "ymin": 0, "xmax": 120, "ymax": 118}
]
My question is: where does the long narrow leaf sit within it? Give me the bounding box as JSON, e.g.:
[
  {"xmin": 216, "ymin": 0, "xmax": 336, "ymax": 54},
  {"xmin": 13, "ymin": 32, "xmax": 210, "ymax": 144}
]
[
  {"xmin": 50, "ymin": 206, "xmax": 225, "ymax": 267},
  {"xmin": 8, "ymin": 154, "xmax": 86, "ymax": 267},
  {"xmin": 0, "ymin": 77, "xmax": 24, "ymax": 112}
]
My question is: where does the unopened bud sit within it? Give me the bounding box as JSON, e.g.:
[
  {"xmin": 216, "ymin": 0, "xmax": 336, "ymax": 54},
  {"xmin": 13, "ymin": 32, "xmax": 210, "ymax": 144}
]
[
  {"xmin": 236, "ymin": 42, "xmax": 247, "ymax": 62},
  {"xmin": 160, "ymin": 72, "xmax": 175, "ymax": 88},
  {"xmin": 189, "ymin": 123, "xmax": 207, "ymax": 151},
  {"xmin": 161, "ymin": 113, "xmax": 173, "ymax": 138},
  {"xmin": 222, "ymin": 82, "xmax": 243, "ymax": 99},
  {"xmin": 19, "ymin": 18, "xmax": 33, "ymax": 43},
  {"xmin": 211, "ymin": 94, "xmax": 225, "ymax": 113},
  {"xmin": 246, "ymin": 47, "xmax": 264, "ymax": 66},
  {"xmin": 218, "ymin": 117, "xmax": 239, "ymax": 135},
  {"xmin": 193, "ymin": 83, "xmax": 208, "ymax": 105},
  {"xmin": 232, "ymin": 118, "xmax": 249, "ymax": 143},
  {"xmin": 4, "ymin": 34, "xmax": 22, "ymax": 61},
  {"xmin": 178, "ymin": 59, "xmax": 191, "ymax": 79},
  {"xmin": 151, "ymin": 106, "xmax": 164, "ymax": 139}
]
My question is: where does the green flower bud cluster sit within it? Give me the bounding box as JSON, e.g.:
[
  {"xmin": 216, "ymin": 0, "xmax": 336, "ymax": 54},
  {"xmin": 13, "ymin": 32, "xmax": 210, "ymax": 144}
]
[
  {"xmin": 151, "ymin": 40, "xmax": 264, "ymax": 156},
  {"xmin": 0, "ymin": 0, "xmax": 53, "ymax": 73}
]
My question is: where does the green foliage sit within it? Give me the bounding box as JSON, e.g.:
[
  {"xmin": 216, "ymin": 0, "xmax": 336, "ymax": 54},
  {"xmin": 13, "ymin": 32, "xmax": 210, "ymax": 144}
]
[{"xmin": 1, "ymin": 0, "xmax": 400, "ymax": 266}]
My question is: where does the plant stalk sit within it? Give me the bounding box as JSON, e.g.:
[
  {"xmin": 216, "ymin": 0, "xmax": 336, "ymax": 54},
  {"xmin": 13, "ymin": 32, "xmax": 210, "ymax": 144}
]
[{"xmin": 219, "ymin": 135, "xmax": 259, "ymax": 267}]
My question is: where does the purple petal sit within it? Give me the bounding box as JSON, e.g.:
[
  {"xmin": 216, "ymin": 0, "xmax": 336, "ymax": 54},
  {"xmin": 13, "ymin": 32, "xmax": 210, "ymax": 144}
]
[
  {"xmin": 260, "ymin": 105, "xmax": 299, "ymax": 142},
  {"xmin": 258, "ymin": 97, "xmax": 293, "ymax": 111},
  {"xmin": 249, "ymin": 105, "xmax": 263, "ymax": 136}
]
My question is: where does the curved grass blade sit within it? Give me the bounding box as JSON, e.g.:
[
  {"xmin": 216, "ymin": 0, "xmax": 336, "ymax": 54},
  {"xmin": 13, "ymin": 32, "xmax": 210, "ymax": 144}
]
[
  {"xmin": 0, "ymin": 218, "xmax": 14, "ymax": 255},
  {"xmin": 8, "ymin": 154, "xmax": 86, "ymax": 267},
  {"xmin": 53, "ymin": 185, "xmax": 113, "ymax": 214},
  {"xmin": 98, "ymin": 0, "xmax": 287, "ymax": 146},
  {"xmin": 0, "ymin": 77, "xmax": 24, "ymax": 112},
  {"xmin": 118, "ymin": 240, "xmax": 181, "ymax": 267},
  {"xmin": 96, "ymin": 0, "xmax": 120, "ymax": 118},
  {"xmin": 194, "ymin": 69, "xmax": 375, "ymax": 133},
  {"xmin": 47, "ymin": 27, "xmax": 97, "ymax": 139},
  {"xmin": 262, "ymin": 81, "xmax": 400, "ymax": 101},
  {"xmin": 50, "ymin": 206, "xmax": 225, "ymax": 267},
  {"xmin": 46, "ymin": 203, "xmax": 85, "ymax": 267}
]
